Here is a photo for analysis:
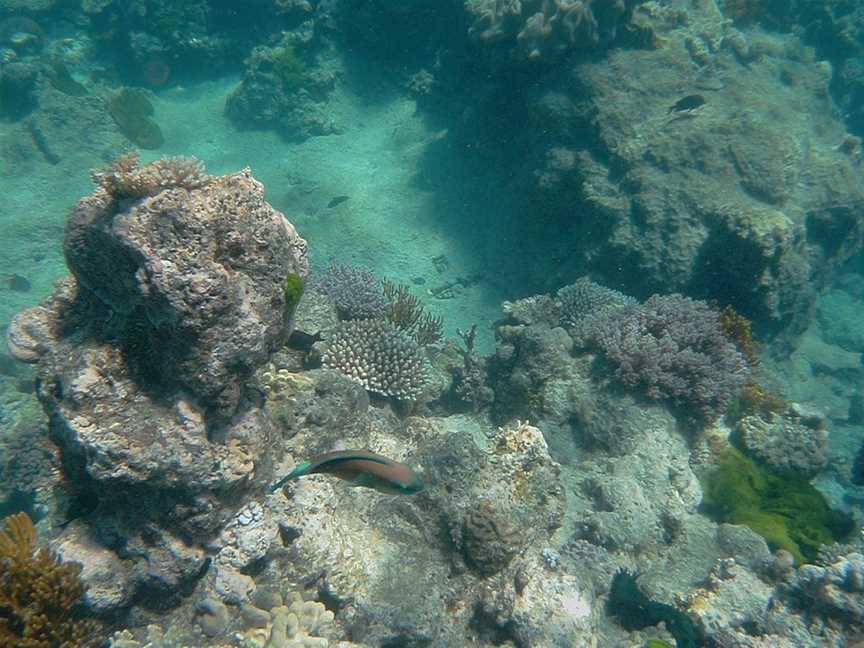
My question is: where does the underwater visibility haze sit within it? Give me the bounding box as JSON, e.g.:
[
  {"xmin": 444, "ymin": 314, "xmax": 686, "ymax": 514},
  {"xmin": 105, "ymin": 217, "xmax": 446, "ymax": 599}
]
[{"xmin": 2, "ymin": 0, "xmax": 864, "ymax": 646}]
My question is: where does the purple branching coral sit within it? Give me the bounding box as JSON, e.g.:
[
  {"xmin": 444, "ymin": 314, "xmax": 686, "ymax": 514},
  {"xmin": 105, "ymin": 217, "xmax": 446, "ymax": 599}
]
[
  {"xmin": 588, "ymin": 294, "xmax": 751, "ymax": 422},
  {"xmin": 315, "ymin": 260, "xmax": 390, "ymax": 321}
]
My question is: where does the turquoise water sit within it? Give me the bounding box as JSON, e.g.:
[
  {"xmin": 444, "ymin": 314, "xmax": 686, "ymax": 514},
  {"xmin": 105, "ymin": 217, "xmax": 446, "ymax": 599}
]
[{"xmin": 1, "ymin": 1, "xmax": 864, "ymax": 647}]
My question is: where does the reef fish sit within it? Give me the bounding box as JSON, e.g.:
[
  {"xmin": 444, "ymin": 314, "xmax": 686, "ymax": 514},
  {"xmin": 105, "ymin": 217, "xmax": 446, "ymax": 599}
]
[
  {"xmin": 327, "ymin": 195, "xmax": 350, "ymax": 208},
  {"xmin": 269, "ymin": 449, "xmax": 424, "ymax": 495},
  {"xmin": 669, "ymin": 94, "xmax": 705, "ymax": 113}
]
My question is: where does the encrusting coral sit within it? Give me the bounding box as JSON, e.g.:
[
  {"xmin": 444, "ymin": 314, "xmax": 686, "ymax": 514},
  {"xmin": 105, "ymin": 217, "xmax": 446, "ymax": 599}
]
[
  {"xmin": 0, "ymin": 512, "xmax": 102, "ymax": 647},
  {"xmin": 237, "ymin": 591, "xmax": 365, "ymax": 648}
]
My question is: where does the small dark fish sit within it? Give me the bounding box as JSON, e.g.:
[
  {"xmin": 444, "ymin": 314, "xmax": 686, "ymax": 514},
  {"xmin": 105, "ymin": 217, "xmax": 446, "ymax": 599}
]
[
  {"xmin": 7, "ymin": 273, "xmax": 31, "ymax": 292},
  {"xmin": 269, "ymin": 449, "xmax": 424, "ymax": 495},
  {"xmin": 669, "ymin": 94, "xmax": 705, "ymax": 113},
  {"xmin": 287, "ymin": 329, "xmax": 322, "ymax": 351},
  {"xmin": 327, "ymin": 195, "xmax": 350, "ymax": 209},
  {"xmin": 412, "ymin": 276, "xmax": 426, "ymax": 285}
]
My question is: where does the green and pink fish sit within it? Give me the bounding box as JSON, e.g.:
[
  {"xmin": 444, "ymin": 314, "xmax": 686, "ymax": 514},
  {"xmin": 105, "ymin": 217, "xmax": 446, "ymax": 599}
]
[{"xmin": 269, "ymin": 449, "xmax": 424, "ymax": 495}]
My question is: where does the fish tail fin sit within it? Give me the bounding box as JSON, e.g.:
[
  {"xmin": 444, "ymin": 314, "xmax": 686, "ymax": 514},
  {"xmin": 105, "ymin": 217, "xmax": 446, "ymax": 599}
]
[{"xmin": 268, "ymin": 461, "xmax": 313, "ymax": 493}]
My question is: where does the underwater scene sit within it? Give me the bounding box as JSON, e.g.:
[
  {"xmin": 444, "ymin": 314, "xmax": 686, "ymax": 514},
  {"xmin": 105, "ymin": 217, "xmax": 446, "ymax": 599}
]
[{"xmin": 3, "ymin": 0, "xmax": 864, "ymax": 646}]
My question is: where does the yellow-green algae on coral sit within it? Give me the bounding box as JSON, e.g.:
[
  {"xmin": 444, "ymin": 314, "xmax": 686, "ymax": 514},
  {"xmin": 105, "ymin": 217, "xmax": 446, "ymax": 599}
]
[
  {"xmin": 701, "ymin": 447, "xmax": 854, "ymax": 563},
  {"xmin": 283, "ymin": 272, "xmax": 305, "ymax": 316},
  {"xmin": 272, "ymin": 44, "xmax": 305, "ymax": 90},
  {"xmin": 645, "ymin": 641, "xmax": 674, "ymax": 648}
]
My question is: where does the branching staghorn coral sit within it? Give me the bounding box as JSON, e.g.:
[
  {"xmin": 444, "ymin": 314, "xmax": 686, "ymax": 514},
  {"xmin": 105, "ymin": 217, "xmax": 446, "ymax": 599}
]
[
  {"xmin": 556, "ymin": 276, "xmax": 636, "ymax": 344},
  {"xmin": 0, "ymin": 512, "xmax": 102, "ymax": 647}
]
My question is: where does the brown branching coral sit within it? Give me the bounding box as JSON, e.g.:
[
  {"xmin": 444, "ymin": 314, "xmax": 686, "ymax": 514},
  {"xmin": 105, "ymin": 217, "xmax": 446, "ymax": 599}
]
[
  {"xmin": 720, "ymin": 305, "xmax": 759, "ymax": 367},
  {"xmin": 734, "ymin": 381, "xmax": 786, "ymax": 421},
  {"xmin": 383, "ymin": 279, "xmax": 444, "ymax": 345},
  {"xmin": 0, "ymin": 512, "xmax": 102, "ymax": 647},
  {"xmin": 90, "ymin": 151, "xmax": 210, "ymax": 199}
]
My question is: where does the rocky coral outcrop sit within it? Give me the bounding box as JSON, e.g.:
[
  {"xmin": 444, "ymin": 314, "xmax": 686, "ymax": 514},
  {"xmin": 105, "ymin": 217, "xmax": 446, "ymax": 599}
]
[
  {"xmin": 225, "ymin": 41, "xmax": 340, "ymax": 142},
  {"xmin": 5, "ymin": 158, "xmax": 308, "ymax": 614},
  {"xmin": 453, "ymin": 0, "xmax": 864, "ymax": 341},
  {"xmin": 246, "ymin": 369, "xmax": 586, "ymax": 646},
  {"xmin": 64, "ymin": 156, "xmax": 308, "ymax": 420},
  {"xmin": 467, "ymin": 0, "xmax": 646, "ymax": 61}
]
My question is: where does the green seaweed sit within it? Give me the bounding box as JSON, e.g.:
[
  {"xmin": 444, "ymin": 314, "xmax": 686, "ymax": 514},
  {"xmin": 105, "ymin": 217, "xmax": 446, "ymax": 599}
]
[
  {"xmin": 282, "ymin": 272, "xmax": 305, "ymax": 316},
  {"xmin": 702, "ymin": 447, "xmax": 854, "ymax": 563},
  {"xmin": 271, "ymin": 44, "xmax": 305, "ymax": 90},
  {"xmin": 108, "ymin": 87, "xmax": 163, "ymax": 149},
  {"xmin": 645, "ymin": 641, "xmax": 675, "ymax": 648}
]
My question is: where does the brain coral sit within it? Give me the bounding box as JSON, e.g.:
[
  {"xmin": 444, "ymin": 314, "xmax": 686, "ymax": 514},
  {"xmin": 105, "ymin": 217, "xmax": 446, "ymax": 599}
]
[{"xmin": 462, "ymin": 499, "xmax": 523, "ymax": 576}]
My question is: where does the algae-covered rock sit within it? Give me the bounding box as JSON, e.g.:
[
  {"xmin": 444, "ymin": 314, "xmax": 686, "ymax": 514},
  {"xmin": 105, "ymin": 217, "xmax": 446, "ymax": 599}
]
[{"xmin": 702, "ymin": 447, "xmax": 854, "ymax": 563}]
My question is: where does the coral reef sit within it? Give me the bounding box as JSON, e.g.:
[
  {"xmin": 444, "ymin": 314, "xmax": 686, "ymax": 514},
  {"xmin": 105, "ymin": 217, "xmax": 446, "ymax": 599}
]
[
  {"xmin": 607, "ymin": 569, "xmax": 701, "ymax": 648},
  {"xmin": 737, "ymin": 409, "xmax": 828, "ymax": 478},
  {"xmin": 381, "ymin": 279, "xmax": 443, "ymax": 346},
  {"xmin": 0, "ymin": 512, "xmax": 103, "ymax": 647},
  {"xmin": 224, "ymin": 39, "xmax": 339, "ymax": 142},
  {"xmin": 791, "ymin": 551, "xmax": 864, "ymax": 624},
  {"xmin": 315, "ymin": 261, "xmax": 389, "ymax": 321},
  {"xmin": 107, "ymin": 88, "xmax": 163, "ymax": 150},
  {"xmin": 63, "ymin": 155, "xmax": 308, "ymax": 420},
  {"xmin": 322, "ymin": 318, "xmax": 429, "ymax": 401},
  {"xmin": 314, "ymin": 263, "xmax": 443, "ymax": 346},
  {"xmin": 5, "ymin": 157, "xmax": 308, "ymax": 613},
  {"xmin": 556, "ymin": 276, "xmax": 637, "ymax": 345},
  {"xmin": 89, "ymin": 151, "xmax": 210, "ymax": 199},
  {"xmin": 731, "ymin": 381, "xmax": 786, "ymax": 422},
  {"xmin": 263, "ymin": 409, "xmax": 573, "ymax": 646},
  {"xmin": 467, "ymin": 0, "xmax": 646, "ymax": 61},
  {"xmin": 500, "ymin": 294, "xmax": 561, "ymax": 327},
  {"xmin": 452, "ymin": 0, "xmax": 864, "ymax": 340},
  {"xmin": 0, "ymin": 60, "xmax": 39, "ymax": 119},
  {"xmin": 237, "ymin": 592, "xmax": 342, "ymax": 647},
  {"xmin": 719, "ymin": 306, "xmax": 759, "ymax": 367},
  {"xmin": 462, "ymin": 499, "xmax": 522, "ymax": 576},
  {"xmin": 588, "ymin": 294, "xmax": 751, "ymax": 423}
]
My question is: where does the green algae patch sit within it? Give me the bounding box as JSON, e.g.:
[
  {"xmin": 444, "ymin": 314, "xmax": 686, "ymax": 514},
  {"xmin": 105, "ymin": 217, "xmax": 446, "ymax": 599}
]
[
  {"xmin": 272, "ymin": 44, "xmax": 305, "ymax": 90},
  {"xmin": 108, "ymin": 87, "xmax": 163, "ymax": 149},
  {"xmin": 282, "ymin": 272, "xmax": 305, "ymax": 316},
  {"xmin": 645, "ymin": 641, "xmax": 674, "ymax": 648},
  {"xmin": 702, "ymin": 447, "xmax": 854, "ymax": 563}
]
